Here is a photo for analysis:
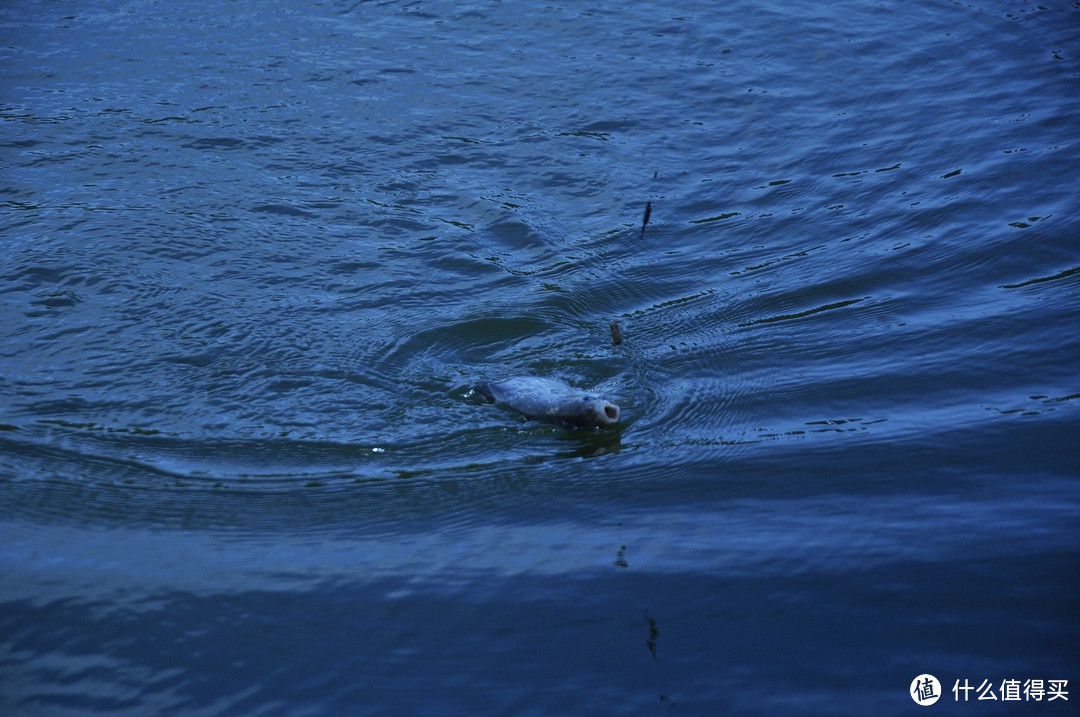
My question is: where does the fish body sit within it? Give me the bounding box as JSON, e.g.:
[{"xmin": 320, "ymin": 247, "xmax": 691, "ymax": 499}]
[{"xmin": 477, "ymin": 376, "xmax": 620, "ymax": 429}]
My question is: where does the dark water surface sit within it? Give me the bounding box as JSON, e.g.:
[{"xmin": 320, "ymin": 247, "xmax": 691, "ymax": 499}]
[{"xmin": 2, "ymin": 0, "xmax": 1078, "ymax": 714}]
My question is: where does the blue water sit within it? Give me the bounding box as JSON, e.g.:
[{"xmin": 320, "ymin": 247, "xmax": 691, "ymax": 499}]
[{"xmin": 2, "ymin": 0, "xmax": 1078, "ymax": 714}]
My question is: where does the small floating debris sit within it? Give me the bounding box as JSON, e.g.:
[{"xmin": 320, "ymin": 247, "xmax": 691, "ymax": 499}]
[{"xmin": 610, "ymin": 320, "xmax": 623, "ymax": 345}]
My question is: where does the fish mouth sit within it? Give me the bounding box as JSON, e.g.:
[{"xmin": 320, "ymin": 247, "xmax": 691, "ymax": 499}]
[{"xmin": 600, "ymin": 402, "xmax": 620, "ymax": 425}]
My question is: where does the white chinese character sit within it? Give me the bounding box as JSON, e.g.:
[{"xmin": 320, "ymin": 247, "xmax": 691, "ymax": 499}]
[
  {"xmin": 1001, "ymin": 679, "xmax": 1022, "ymax": 701},
  {"xmin": 1025, "ymin": 678, "xmax": 1045, "ymax": 701},
  {"xmin": 1048, "ymin": 680, "xmax": 1069, "ymax": 701},
  {"xmin": 977, "ymin": 679, "xmax": 998, "ymax": 700},
  {"xmin": 954, "ymin": 679, "xmax": 974, "ymax": 702}
]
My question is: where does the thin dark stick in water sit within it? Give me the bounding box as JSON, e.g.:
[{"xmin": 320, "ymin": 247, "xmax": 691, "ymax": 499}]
[
  {"xmin": 640, "ymin": 201, "xmax": 652, "ymax": 239},
  {"xmin": 610, "ymin": 320, "xmax": 623, "ymax": 345}
]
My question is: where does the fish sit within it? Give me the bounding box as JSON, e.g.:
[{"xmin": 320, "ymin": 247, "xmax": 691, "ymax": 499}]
[{"xmin": 476, "ymin": 376, "xmax": 620, "ymax": 429}]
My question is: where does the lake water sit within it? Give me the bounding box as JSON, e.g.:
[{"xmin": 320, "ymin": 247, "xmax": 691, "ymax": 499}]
[{"xmin": 2, "ymin": 0, "xmax": 1078, "ymax": 714}]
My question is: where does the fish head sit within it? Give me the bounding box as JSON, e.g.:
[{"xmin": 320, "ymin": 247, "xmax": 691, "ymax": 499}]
[{"xmin": 555, "ymin": 394, "xmax": 621, "ymax": 428}]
